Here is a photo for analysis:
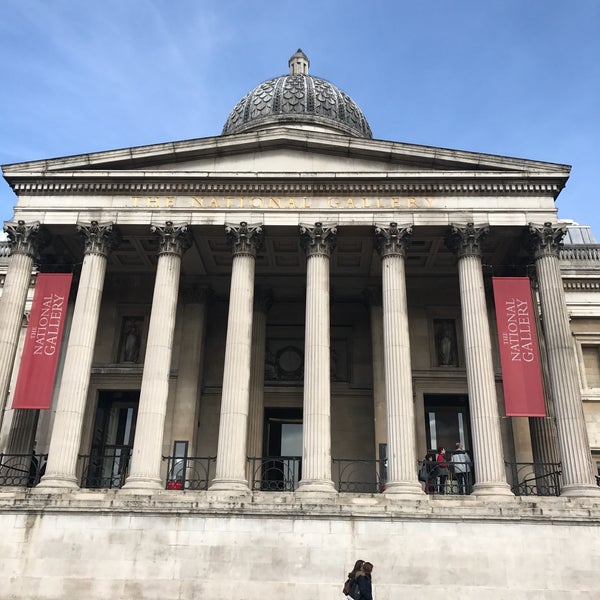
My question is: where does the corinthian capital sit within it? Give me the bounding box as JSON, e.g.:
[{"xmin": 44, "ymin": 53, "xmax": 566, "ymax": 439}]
[
  {"xmin": 151, "ymin": 221, "xmax": 192, "ymax": 256},
  {"xmin": 299, "ymin": 222, "xmax": 337, "ymax": 258},
  {"xmin": 77, "ymin": 221, "xmax": 120, "ymax": 257},
  {"xmin": 4, "ymin": 220, "xmax": 41, "ymax": 258},
  {"xmin": 528, "ymin": 222, "xmax": 566, "ymax": 259},
  {"xmin": 374, "ymin": 222, "xmax": 412, "ymax": 258},
  {"xmin": 445, "ymin": 223, "xmax": 489, "ymax": 258},
  {"xmin": 225, "ymin": 222, "xmax": 264, "ymax": 257}
]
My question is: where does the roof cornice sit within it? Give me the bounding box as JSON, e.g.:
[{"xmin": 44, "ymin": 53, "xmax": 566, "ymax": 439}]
[{"xmin": 2, "ymin": 127, "xmax": 572, "ymax": 176}]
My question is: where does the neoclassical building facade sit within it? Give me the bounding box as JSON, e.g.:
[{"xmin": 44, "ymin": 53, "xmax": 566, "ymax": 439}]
[{"xmin": 1, "ymin": 51, "xmax": 599, "ymax": 599}]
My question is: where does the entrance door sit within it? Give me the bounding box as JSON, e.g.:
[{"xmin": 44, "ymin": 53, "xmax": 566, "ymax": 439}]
[
  {"xmin": 85, "ymin": 390, "xmax": 139, "ymax": 488},
  {"xmin": 424, "ymin": 394, "xmax": 472, "ymax": 454},
  {"xmin": 262, "ymin": 408, "xmax": 302, "ymax": 491}
]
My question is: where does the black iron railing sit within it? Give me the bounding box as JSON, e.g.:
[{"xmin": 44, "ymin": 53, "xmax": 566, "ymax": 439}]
[
  {"xmin": 332, "ymin": 458, "xmax": 386, "ymax": 493},
  {"xmin": 505, "ymin": 462, "xmax": 562, "ymax": 496},
  {"xmin": 162, "ymin": 455, "xmax": 216, "ymax": 490},
  {"xmin": 247, "ymin": 456, "xmax": 302, "ymax": 491},
  {"xmin": 79, "ymin": 447, "xmax": 131, "ymax": 489},
  {"xmin": 0, "ymin": 453, "xmax": 47, "ymax": 487}
]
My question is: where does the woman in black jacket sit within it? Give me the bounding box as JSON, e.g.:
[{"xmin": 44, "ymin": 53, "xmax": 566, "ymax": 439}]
[{"xmin": 356, "ymin": 561, "xmax": 374, "ymax": 600}]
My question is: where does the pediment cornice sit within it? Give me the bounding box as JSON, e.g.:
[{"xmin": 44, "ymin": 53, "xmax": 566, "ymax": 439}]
[{"xmin": 3, "ymin": 127, "xmax": 571, "ymax": 177}]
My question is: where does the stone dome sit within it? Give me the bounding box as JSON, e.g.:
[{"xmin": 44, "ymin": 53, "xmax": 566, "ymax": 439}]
[{"xmin": 222, "ymin": 50, "xmax": 372, "ymax": 139}]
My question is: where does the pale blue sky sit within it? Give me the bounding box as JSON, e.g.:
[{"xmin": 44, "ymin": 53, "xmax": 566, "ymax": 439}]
[{"xmin": 1, "ymin": 1, "xmax": 599, "ymax": 234}]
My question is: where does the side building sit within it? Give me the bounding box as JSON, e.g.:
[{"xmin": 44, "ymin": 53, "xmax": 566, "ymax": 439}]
[{"xmin": 0, "ymin": 51, "xmax": 599, "ymax": 599}]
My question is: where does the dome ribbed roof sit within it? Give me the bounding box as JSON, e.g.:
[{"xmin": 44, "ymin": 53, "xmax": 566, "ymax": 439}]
[{"xmin": 222, "ymin": 50, "xmax": 372, "ymax": 139}]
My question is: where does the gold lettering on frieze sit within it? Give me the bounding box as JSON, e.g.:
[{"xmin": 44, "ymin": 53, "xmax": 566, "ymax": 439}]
[{"xmin": 127, "ymin": 196, "xmax": 436, "ymax": 209}]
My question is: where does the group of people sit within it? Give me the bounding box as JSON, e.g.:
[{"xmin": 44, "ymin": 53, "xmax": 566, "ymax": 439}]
[
  {"xmin": 345, "ymin": 560, "xmax": 374, "ymax": 600},
  {"xmin": 420, "ymin": 442, "xmax": 472, "ymax": 494}
]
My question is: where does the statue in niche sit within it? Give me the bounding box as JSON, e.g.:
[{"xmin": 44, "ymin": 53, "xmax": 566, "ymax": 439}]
[
  {"xmin": 434, "ymin": 319, "xmax": 457, "ymax": 367},
  {"xmin": 120, "ymin": 317, "xmax": 142, "ymax": 363}
]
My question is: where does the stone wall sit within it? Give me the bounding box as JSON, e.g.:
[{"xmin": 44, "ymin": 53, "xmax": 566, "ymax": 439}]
[{"xmin": 1, "ymin": 490, "xmax": 599, "ymax": 599}]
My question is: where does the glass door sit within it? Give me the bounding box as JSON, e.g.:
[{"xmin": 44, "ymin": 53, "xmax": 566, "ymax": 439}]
[
  {"xmin": 424, "ymin": 394, "xmax": 472, "ymax": 454},
  {"xmin": 86, "ymin": 390, "xmax": 139, "ymax": 488},
  {"xmin": 262, "ymin": 408, "xmax": 302, "ymax": 491}
]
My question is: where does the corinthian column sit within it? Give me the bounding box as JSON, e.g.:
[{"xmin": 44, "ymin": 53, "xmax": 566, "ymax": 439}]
[
  {"xmin": 446, "ymin": 223, "xmax": 512, "ymax": 497},
  {"xmin": 39, "ymin": 222, "xmax": 118, "ymax": 488},
  {"xmin": 246, "ymin": 288, "xmax": 271, "ymax": 487},
  {"xmin": 374, "ymin": 223, "xmax": 423, "ymax": 497},
  {"xmin": 529, "ymin": 222, "xmax": 600, "ymax": 496},
  {"xmin": 0, "ymin": 221, "xmax": 41, "ymax": 433},
  {"xmin": 123, "ymin": 222, "xmax": 191, "ymax": 490},
  {"xmin": 297, "ymin": 222, "xmax": 337, "ymax": 494},
  {"xmin": 210, "ymin": 222, "xmax": 263, "ymax": 492}
]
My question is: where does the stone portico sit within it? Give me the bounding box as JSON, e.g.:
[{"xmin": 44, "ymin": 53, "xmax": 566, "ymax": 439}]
[{"xmin": 1, "ymin": 52, "xmax": 599, "ymax": 599}]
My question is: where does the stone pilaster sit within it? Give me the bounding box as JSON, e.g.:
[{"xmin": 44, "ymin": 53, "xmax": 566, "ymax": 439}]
[
  {"xmin": 210, "ymin": 222, "xmax": 263, "ymax": 492},
  {"xmin": 296, "ymin": 222, "xmax": 337, "ymax": 494},
  {"xmin": 39, "ymin": 222, "xmax": 117, "ymax": 488},
  {"xmin": 365, "ymin": 287, "xmax": 387, "ymax": 464},
  {"xmin": 0, "ymin": 221, "xmax": 41, "ymax": 433},
  {"xmin": 169, "ymin": 284, "xmax": 210, "ymax": 454},
  {"xmin": 445, "ymin": 223, "xmax": 512, "ymax": 497},
  {"xmin": 246, "ymin": 287, "xmax": 272, "ymax": 487},
  {"xmin": 529, "ymin": 222, "xmax": 600, "ymax": 496},
  {"xmin": 374, "ymin": 223, "xmax": 423, "ymax": 497},
  {"xmin": 123, "ymin": 222, "xmax": 191, "ymax": 490}
]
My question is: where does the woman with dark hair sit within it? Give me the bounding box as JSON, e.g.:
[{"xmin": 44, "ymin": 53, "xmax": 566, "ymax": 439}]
[
  {"xmin": 356, "ymin": 561, "xmax": 374, "ymax": 600},
  {"xmin": 344, "ymin": 560, "xmax": 365, "ymax": 599}
]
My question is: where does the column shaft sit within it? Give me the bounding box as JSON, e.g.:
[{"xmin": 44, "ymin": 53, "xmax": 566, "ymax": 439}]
[
  {"xmin": 39, "ymin": 251, "xmax": 108, "ymax": 487},
  {"xmin": 211, "ymin": 222, "xmax": 262, "ymax": 492},
  {"xmin": 374, "ymin": 224, "xmax": 422, "ymax": 497},
  {"xmin": 124, "ymin": 222, "xmax": 189, "ymax": 490},
  {"xmin": 382, "ymin": 254, "xmax": 422, "ymax": 494},
  {"xmin": 0, "ymin": 221, "xmax": 39, "ymax": 433},
  {"xmin": 300, "ymin": 253, "xmax": 334, "ymax": 490},
  {"xmin": 458, "ymin": 254, "xmax": 511, "ymax": 495},
  {"xmin": 297, "ymin": 222, "xmax": 336, "ymax": 494},
  {"xmin": 446, "ymin": 223, "xmax": 512, "ymax": 497},
  {"xmin": 536, "ymin": 251, "xmax": 598, "ymax": 494}
]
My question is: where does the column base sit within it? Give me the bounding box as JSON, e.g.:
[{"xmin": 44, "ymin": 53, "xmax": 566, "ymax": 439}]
[
  {"xmin": 383, "ymin": 481, "xmax": 425, "ymax": 498},
  {"xmin": 208, "ymin": 478, "xmax": 250, "ymax": 493},
  {"xmin": 36, "ymin": 475, "xmax": 79, "ymax": 489},
  {"xmin": 471, "ymin": 482, "xmax": 514, "ymax": 498},
  {"xmin": 560, "ymin": 483, "xmax": 600, "ymax": 498},
  {"xmin": 296, "ymin": 479, "xmax": 337, "ymax": 495},
  {"xmin": 121, "ymin": 477, "xmax": 163, "ymax": 491}
]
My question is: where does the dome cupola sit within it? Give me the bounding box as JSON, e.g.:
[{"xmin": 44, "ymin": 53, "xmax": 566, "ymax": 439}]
[{"xmin": 222, "ymin": 50, "xmax": 372, "ymax": 138}]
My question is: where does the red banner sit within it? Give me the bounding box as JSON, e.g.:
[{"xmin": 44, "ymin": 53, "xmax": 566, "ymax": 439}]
[
  {"xmin": 12, "ymin": 273, "xmax": 72, "ymax": 409},
  {"xmin": 492, "ymin": 277, "xmax": 546, "ymax": 417}
]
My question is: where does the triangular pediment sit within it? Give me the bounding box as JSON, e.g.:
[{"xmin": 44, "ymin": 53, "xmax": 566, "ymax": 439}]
[{"xmin": 2, "ymin": 127, "xmax": 570, "ymax": 184}]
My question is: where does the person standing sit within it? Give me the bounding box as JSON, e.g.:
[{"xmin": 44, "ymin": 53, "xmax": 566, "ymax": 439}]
[
  {"xmin": 356, "ymin": 562, "xmax": 374, "ymax": 600},
  {"xmin": 344, "ymin": 559, "xmax": 364, "ymax": 599},
  {"xmin": 450, "ymin": 442, "xmax": 472, "ymax": 494},
  {"xmin": 420, "ymin": 452, "xmax": 439, "ymax": 494},
  {"xmin": 436, "ymin": 447, "xmax": 449, "ymax": 494}
]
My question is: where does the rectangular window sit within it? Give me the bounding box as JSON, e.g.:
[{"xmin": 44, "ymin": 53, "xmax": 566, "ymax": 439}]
[{"xmin": 582, "ymin": 346, "xmax": 600, "ymax": 388}]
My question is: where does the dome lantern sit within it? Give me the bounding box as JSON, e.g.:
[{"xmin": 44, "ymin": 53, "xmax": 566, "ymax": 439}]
[{"xmin": 288, "ymin": 49, "xmax": 310, "ymax": 75}]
